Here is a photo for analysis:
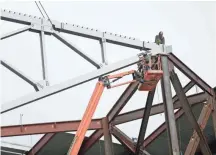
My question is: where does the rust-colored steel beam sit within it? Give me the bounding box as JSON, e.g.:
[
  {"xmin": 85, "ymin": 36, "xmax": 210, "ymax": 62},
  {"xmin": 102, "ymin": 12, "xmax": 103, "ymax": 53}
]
[
  {"xmin": 184, "ymin": 101, "xmax": 212, "ymax": 155},
  {"xmin": 113, "ymin": 91, "xmax": 206, "ymax": 125},
  {"xmin": 168, "ymin": 53, "xmax": 214, "ymax": 96},
  {"xmin": 1, "ymin": 119, "xmax": 102, "ymax": 137},
  {"xmin": 107, "ymin": 82, "xmax": 139, "ymax": 122},
  {"xmin": 1, "ymin": 92, "xmax": 205, "ymax": 137},
  {"xmin": 135, "ymin": 89, "xmax": 155, "ymax": 155},
  {"xmin": 79, "ymin": 81, "xmax": 201, "ymax": 154},
  {"xmin": 102, "ymin": 117, "xmax": 114, "ymax": 155},
  {"xmin": 111, "ymin": 126, "xmax": 135, "ymax": 153},
  {"xmin": 170, "ymin": 71, "xmax": 212, "ymax": 155},
  {"xmin": 141, "ymin": 90, "xmax": 216, "ymax": 148},
  {"xmin": 1, "ymin": 81, "xmax": 194, "ymax": 138},
  {"xmin": 211, "ymin": 93, "xmax": 216, "ymax": 139},
  {"xmin": 79, "ymin": 129, "xmax": 104, "ymax": 154},
  {"xmin": 79, "ymin": 82, "xmax": 139, "ymax": 154},
  {"xmin": 1, "ymin": 91, "xmax": 207, "ymax": 138},
  {"xmin": 27, "ymin": 133, "xmax": 55, "ymax": 155},
  {"xmin": 168, "ymin": 59, "xmax": 175, "ymax": 72}
]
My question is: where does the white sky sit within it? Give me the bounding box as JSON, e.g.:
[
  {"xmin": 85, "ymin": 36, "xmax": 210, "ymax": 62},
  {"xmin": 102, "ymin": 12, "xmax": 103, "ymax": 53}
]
[{"xmin": 0, "ymin": 0, "xmax": 216, "ymax": 151}]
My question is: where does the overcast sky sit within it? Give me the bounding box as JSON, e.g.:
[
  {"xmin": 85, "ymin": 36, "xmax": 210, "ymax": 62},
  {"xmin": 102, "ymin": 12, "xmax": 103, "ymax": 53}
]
[{"xmin": 1, "ymin": 0, "xmax": 216, "ymax": 151}]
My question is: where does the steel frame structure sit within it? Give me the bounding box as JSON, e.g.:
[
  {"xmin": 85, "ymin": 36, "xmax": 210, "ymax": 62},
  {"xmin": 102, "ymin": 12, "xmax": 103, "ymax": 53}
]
[{"xmin": 1, "ymin": 9, "xmax": 216, "ymax": 155}]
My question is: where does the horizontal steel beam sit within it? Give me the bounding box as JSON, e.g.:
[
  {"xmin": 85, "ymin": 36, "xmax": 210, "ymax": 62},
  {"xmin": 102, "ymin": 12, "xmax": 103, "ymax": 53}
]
[
  {"xmin": 168, "ymin": 53, "xmax": 214, "ymax": 96},
  {"xmin": 0, "ymin": 92, "xmax": 206, "ymax": 137},
  {"xmin": 1, "ymin": 54, "xmax": 141, "ymax": 114},
  {"xmin": 1, "ymin": 60, "xmax": 39, "ymax": 91},
  {"xmin": 112, "ymin": 92, "xmax": 207, "ymax": 125},
  {"xmin": 1, "ymin": 119, "xmax": 102, "ymax": 137},
  {"xmin": 53, "ymin": 32, "xmax": 101, "ymax": 69},
  {"xmin": 1, "ymin": 9, "xmax": 149, "ymax": 50},
  {"xmin": 1, "ymin": 150, "xmax": 24, "ymax": 155},
  {"xmin": 0, "ymin": 26, "xmax": 30, "ymax": 40}
]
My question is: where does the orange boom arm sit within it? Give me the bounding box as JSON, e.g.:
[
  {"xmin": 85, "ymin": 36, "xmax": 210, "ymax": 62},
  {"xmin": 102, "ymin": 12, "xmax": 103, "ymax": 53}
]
[
  {"xmin": 67, "ymin": 81, "xmax": 105, "ymax": 155},
  {"xmin": 67, "ymin": 54, "xmax": 163, "ymax": 155}
]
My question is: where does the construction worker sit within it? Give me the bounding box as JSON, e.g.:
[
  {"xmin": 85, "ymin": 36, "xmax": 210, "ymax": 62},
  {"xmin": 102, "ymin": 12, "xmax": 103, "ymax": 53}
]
[{"xmin": 155, "ymin": 31, "xmax": 165, "ymax": 45}]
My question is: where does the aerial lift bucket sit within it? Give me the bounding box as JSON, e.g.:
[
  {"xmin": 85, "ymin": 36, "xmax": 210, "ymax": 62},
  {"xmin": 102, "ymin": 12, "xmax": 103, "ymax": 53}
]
[{"xmin": 138, "ymin": 70, "xmax": 163, "ymax": 91}]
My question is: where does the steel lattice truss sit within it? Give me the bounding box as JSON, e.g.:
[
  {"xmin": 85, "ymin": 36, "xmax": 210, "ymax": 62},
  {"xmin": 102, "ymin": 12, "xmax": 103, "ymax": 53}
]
[{"xmin": 1, "ymin": 9, "xmax": 216, "ymax": 155}]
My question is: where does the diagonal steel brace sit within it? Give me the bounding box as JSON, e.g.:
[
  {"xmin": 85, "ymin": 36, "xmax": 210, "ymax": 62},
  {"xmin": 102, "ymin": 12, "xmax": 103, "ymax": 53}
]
[{"xmin": 170, "ymin": 71, "xmax": 212, "ymax": 155}]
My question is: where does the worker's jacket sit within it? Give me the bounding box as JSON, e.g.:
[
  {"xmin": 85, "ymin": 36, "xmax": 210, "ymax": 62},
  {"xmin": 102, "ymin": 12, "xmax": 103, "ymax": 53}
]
[{"xmin": 155, "ymin": 35, "xmax": 165, "ymax": 45}]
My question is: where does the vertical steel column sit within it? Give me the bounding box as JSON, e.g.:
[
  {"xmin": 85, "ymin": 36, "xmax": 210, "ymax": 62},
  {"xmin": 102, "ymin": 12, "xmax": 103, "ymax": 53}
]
[
  {"xmin": 211, "ymin": 93, "xmax": 216, "ymax": 138},
  {"xmin": 184, "ymin": 102, "xmax": 212, "ymax": 155},
  {"xmin": 102, "ymin": 117, "xmax": 114, "ymax": 155},
  {"xmin": 39, "ymin": 20, "xmax": 49, "ymax": 86},
  {"xmin": 170, "ymin": 71, "xmax": 212, "ymax": 155},
  {"xmin": 168, "ymin": 60, "xmax": 175, "ymax": 73},
  {"xmin": 161, "ymin": 55, "xmax": 180, "ymax": 155},
  {"xmin": 100, "ymin": 34, "xmax": 108, "ymax": 65},
  {"xmin": 135, "ymin": 88, "xmax": 156, "ymax": 155},
  {"xmin": 161, "ymin": 76, "xmax": 173, "ymax": 155}
]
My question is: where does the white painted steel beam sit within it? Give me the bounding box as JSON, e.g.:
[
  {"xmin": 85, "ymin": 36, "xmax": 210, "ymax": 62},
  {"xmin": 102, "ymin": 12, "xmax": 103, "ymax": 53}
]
[
  {"xmin": 1, "ymin": 60, "xmax": 39, "ymax": 91},
  {"xmin": 0, "ymin": 26, "xmax": 31, "ymax": 40},
  {"xmin": 1, "ymin": 9, "xmax": 149, "ymax": 50},
  {"xmin": 1, "ymin": 54, "xmax": 141, "ymax": 114},
  {"xmin": 53, "ymin": 32, "xmax": 101, "ymax": 69}
]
